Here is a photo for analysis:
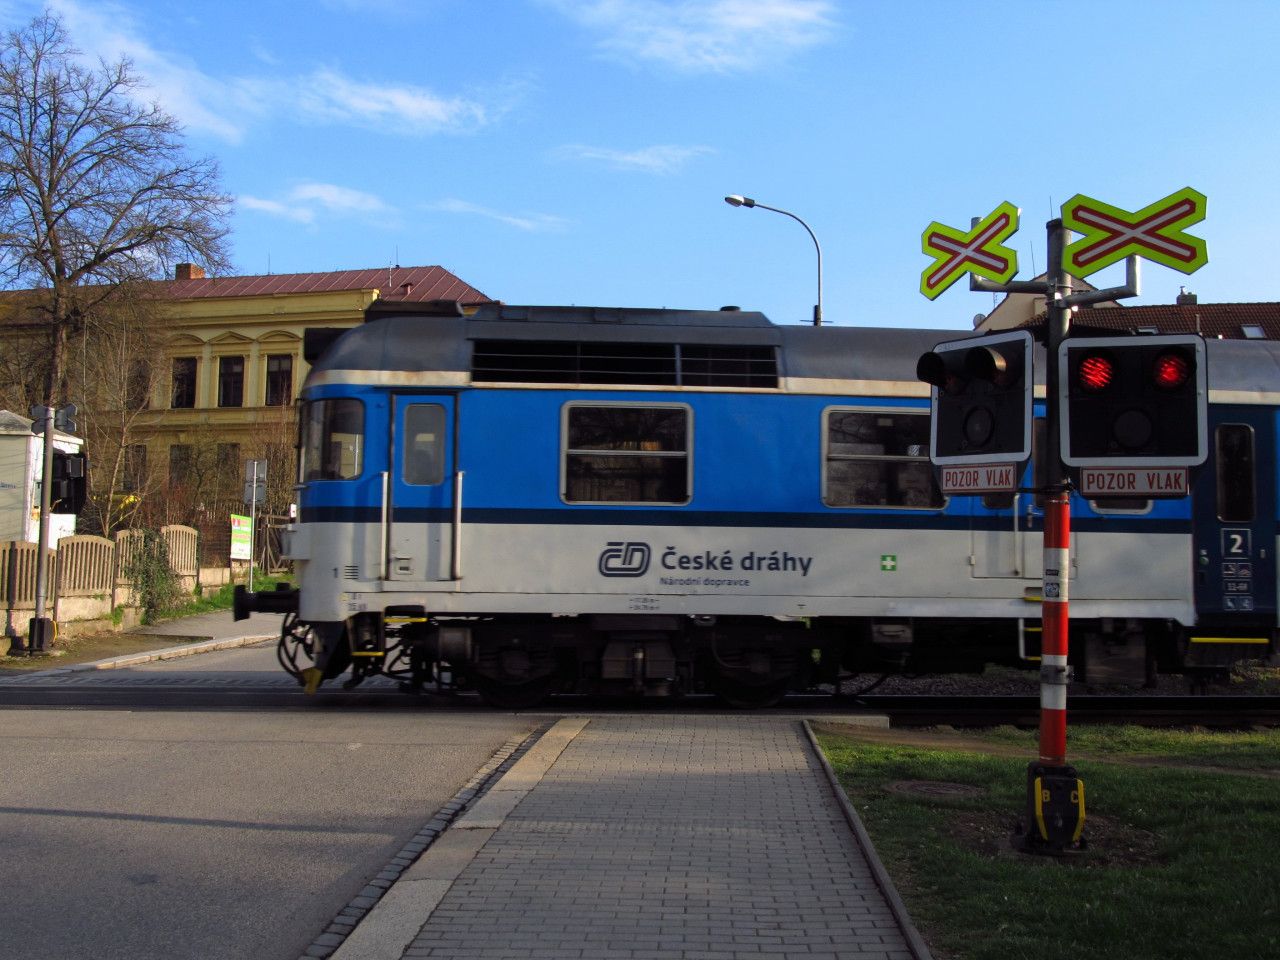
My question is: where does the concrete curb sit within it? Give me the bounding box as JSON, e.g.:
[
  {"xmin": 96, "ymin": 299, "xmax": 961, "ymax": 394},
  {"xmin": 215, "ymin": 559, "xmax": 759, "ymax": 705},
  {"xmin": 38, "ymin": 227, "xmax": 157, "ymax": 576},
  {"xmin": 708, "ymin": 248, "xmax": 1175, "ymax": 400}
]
[
  {"xmin": 328, "ymin": 717, "xmax": 591, "ymax": 960},
  {"xmin": 12, "ymin": 633, "xmax": 276, "ymax": 677},
  {"xmin": 802, "ymin": 718, "xmax": 936, "ymax": 960}
]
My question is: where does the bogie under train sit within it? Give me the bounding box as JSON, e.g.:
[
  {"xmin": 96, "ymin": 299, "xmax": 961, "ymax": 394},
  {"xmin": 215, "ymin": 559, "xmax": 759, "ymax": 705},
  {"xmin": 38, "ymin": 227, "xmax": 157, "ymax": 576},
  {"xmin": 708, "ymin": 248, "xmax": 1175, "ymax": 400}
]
[{"xmin": 236, "ymin": 300, "xmax": 1279, "ymax": 706}]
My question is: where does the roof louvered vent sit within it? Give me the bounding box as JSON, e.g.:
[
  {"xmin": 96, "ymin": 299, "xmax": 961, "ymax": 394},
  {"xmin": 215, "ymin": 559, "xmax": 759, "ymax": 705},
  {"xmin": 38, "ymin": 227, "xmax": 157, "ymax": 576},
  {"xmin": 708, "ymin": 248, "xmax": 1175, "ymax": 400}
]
[{"xmin": 471, "ymin": 340, "xmax": 778, "ymax": 388}]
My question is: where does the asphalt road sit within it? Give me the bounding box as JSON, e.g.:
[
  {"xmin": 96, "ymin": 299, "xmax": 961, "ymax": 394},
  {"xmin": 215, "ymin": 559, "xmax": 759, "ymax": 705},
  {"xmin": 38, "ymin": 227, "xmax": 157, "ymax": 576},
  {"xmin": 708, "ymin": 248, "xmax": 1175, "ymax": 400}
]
[{"xmin": 0, "ymin": 697, "xmax": 533, "ymax": 959}]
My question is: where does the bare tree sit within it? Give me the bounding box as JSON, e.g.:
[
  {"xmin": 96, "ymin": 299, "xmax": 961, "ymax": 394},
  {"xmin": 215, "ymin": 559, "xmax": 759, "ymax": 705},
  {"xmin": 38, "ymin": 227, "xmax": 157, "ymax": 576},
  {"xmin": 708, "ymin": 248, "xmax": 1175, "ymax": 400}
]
[
  {"xmin": 73, "ymin": 290, "xmax": 168, "ymax": 536},
  {"xmin": 0, "ymin": 12, "xmax": 232, "ymax": 410}
]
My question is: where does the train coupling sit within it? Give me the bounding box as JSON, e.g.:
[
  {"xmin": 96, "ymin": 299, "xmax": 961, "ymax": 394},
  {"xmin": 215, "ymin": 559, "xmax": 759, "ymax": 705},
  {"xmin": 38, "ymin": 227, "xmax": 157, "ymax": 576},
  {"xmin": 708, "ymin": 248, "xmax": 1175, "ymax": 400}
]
[{"xmin": 233, "ymin": 582, "xmax": 300, "ymax": 620}]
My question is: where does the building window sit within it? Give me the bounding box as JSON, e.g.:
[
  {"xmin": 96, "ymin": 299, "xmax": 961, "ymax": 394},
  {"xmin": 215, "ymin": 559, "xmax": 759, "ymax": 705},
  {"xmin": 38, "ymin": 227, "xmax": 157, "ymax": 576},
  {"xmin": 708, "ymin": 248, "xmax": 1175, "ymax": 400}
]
[
  {"xmin": 217, "ymin": 443, "xmax": 241, "ymax": 497},
  {"xmin": 172, "ymin": 358, "xmax": 197, "ymax": 409},
  {"xmin": 169, "ymin": 444, "xmax": 192, "ymax": 486},
  {"xmin": 123, "ymin": 444, "xmax": 147, "ymax": 493},
  {"xmin": 218, "ymin": 356, "xmax": 244, "ymax": 407},
  {"xmin": 265, "ymin": 354, "xmax": 293, "ymax": 406},
  {"xmin": 562, "ymin": 403, "xmax": 690, "ymax": 504},
  {"xmin": 128, "ymin": 360, "xmax": 151, "ymax": 410},
  {"xmin": 824, "ymin": 408, "xmax": 943, "ymax": 509}
]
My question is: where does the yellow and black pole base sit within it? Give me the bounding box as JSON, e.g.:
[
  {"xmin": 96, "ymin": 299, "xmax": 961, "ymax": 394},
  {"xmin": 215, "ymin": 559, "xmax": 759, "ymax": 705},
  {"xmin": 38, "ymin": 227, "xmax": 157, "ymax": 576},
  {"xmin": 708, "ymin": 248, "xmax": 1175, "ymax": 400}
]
[{"xmin": 1016, "ymin": 761, "xmax": 1086, "ymax": 854}]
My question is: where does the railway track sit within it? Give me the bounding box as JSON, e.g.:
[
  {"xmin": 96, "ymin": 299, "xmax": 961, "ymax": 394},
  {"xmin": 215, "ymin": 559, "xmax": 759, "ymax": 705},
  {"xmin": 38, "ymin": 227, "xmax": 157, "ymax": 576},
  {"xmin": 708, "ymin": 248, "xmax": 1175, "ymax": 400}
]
[
  {"xmin": 3, "ymin": 669, "xmax": 1277, "ymax": 726},
  {"xmin": 843, "ymin": 693, "xmax": 1280, "ymax": 727}
]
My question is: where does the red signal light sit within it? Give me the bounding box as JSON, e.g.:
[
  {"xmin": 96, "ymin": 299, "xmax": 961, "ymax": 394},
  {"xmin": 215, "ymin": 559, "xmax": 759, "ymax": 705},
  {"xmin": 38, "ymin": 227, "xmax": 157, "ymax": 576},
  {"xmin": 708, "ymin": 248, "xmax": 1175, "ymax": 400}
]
[
  {"xmin": 1152, "ymin": 351, "xmax": 1191, "ymax": 390},
  {"xmin": 1077, "ymin": 354, "xmax": 1113, "ymax": 392}
]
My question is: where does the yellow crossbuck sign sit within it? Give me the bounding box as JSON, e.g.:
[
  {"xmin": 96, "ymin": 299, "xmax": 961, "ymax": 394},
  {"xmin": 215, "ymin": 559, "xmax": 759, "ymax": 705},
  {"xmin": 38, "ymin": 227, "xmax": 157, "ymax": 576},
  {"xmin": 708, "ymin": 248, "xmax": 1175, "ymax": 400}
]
[
  {"xmin": 1062, "ymin": 187, "xmax": 1208, "ymax": 277},
  {"xmin": 919, "ymin": 201, "xmax": 1020, "ymax": 300}
]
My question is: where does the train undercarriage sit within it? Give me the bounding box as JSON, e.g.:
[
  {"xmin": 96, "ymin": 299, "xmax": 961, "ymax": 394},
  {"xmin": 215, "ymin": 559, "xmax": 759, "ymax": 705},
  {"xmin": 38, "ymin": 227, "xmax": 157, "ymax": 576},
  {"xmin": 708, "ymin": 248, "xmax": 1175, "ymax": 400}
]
[{"xmin": 235, "ymin": 584, "xmax": 1274, "ymax": 708}]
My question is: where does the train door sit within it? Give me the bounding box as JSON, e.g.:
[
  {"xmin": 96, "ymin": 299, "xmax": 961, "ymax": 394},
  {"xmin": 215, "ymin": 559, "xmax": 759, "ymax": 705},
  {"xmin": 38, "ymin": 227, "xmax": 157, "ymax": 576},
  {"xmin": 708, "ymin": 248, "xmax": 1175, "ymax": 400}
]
[
  {"xmin": 971, "ymin": 493, "xmax": 1041, "ymax": 578},
  {"xmin": 972, "ymin": 420, "xmax": 1053, "ymax": 580},
  {"xmin": 387, "ymin": 395, "xmax": 457, "ymax": 583},
  {"xmin": 1192, "ymin": 406, "xmax": 1277, "ymax": 623}
]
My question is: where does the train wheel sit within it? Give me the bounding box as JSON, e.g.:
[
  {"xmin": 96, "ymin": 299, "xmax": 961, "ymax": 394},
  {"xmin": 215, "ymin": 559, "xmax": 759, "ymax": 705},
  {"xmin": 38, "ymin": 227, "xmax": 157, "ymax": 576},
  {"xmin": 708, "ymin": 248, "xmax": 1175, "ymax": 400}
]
[
  {"xmin": 276, "ymin": 613, "xmax": 316, "ymax": 683},
  {"xmin": 473, "ymin": 675, "xmax": 557, "ymax": 710},
  {"xmin": 712, "ymin": 676, "xmax": 790, "ymax": 709}
]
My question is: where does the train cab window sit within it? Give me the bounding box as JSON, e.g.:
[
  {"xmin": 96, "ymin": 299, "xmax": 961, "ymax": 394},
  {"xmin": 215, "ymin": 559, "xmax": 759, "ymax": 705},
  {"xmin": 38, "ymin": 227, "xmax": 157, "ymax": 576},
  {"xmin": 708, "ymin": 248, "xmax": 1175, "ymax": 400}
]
[
  {"xmin": 301, "ymin": 398, "xmax": 364, "ymax": 481},
  {"xmin": 402, "ymin": 404, "xmax": 446, "ymax": 485},
  {"xmin": 1216, "ymin": 424, "xmax": 1256, "ymax": 522},
  {"xmin": 823, "ymin": 409, "xmax": 943, "ymax": 509},
  {"xmin": 563, "ymin": 403, "xmax": 690, "ymax": 504}
]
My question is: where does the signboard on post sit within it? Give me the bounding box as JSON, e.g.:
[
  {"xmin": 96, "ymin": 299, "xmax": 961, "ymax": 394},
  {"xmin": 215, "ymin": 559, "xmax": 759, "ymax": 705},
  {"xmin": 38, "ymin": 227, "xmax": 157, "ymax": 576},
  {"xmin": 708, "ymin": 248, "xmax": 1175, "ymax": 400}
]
[
  {"xmin": 230, "ymin": 514, "xmax": 252, "ymax": 561},
  {"xmin": 939, "ymin": 463, "xmax": 1019, "ymax": 495},
  {"xmin": 1078, "ymin": 467, "xmax": 1190, "ymax": 498},
  {"xmin": 243, "ymin": 459, "xmax": 267, "ymax": 504}
]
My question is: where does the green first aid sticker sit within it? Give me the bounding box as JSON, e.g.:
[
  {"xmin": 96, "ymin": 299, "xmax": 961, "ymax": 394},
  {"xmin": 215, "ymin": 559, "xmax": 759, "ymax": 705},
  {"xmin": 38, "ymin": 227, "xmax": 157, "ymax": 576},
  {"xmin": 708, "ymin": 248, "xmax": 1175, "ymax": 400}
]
[{"xmin": 880, "ymin": 555, "xmax": 897, "ymax": 572}]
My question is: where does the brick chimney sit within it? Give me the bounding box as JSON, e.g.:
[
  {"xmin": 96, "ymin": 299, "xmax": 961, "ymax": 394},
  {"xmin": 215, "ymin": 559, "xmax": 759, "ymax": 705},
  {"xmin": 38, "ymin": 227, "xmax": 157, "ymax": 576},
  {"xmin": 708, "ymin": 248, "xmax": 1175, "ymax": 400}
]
[
  {"xmin": 1176, "ymin": 286, "xmax": 1197, "ymax": 306},
  {"xmin": 175, "ymin": 262, "xmax": 205, "ymax": 281}
]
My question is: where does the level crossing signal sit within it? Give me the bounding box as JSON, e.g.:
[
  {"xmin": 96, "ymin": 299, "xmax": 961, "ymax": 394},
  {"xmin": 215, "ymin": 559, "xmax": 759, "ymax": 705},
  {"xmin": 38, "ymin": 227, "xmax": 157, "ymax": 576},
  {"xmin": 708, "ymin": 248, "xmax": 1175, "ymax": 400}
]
[
  {"xmin": 916, "ymin": 329, "xmax": 1034, "ymax": 466},
  {"xmin": 1058, "ymin": 334, "xmax": 1207, "ymax": 467},
  {"xmin": 51, "ymin": 451, "xmax": 87, "ymax": 515}
]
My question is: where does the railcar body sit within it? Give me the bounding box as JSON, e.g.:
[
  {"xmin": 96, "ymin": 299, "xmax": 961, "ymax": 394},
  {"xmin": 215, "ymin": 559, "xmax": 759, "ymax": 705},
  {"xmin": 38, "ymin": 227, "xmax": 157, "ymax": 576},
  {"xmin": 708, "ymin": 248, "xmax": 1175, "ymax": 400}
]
[{"xmin": 236, "ymin": 300, "xmax": 1280, "ymax": 706}]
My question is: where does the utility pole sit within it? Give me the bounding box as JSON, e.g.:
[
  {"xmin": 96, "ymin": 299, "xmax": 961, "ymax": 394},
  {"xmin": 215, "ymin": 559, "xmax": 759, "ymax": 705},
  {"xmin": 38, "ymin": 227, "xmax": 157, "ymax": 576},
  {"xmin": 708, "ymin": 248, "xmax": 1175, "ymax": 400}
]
[
  {"xmin": 29, "ymin": 404, "xmax": 56, "ymax": 654},
  {"xmin": 28, "ymin": 402, "xmax": 79, "ymax": 654}
]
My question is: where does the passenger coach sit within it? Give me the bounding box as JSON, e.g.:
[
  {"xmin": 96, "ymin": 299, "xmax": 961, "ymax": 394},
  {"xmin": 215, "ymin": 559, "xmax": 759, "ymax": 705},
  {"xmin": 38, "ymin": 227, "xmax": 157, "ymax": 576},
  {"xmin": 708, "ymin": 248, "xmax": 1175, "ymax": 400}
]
[{"xmin": 236, "ymin": 300, "xmax": 1279, "ymax": 706}]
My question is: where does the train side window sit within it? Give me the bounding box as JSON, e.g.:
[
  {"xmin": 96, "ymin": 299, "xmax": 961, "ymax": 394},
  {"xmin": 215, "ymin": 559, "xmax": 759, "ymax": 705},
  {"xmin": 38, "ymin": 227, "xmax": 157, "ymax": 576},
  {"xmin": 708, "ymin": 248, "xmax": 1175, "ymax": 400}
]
[
  {"xmin": 823, "ymin": 408, "xmax": 943, "ymax": 509},
  {"xmin": 562, "ymin": 403, "xmax": 690, "ymax": 504},
  {"xmin": 402, "ymin": 404, "xmax": 446, "ymax": 485},
  {"xmin": 1216, "ymin": 424, "xmax": 1255, "ymax": 522},
  {"xmin": 301, "ymin": 398, "xmax": 364, "ymax": 481},
  {"xmin": 1089, "ymin": 498, "xmax": 1152, "ymax": 515}
]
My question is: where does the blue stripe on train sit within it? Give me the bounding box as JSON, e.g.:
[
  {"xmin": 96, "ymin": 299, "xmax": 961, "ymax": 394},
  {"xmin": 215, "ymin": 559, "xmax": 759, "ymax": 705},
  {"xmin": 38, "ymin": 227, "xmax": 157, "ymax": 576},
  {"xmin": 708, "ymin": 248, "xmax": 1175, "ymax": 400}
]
[{"xmin": 300, "ymin": 505, "xmax": 1192, "ymax": 534}]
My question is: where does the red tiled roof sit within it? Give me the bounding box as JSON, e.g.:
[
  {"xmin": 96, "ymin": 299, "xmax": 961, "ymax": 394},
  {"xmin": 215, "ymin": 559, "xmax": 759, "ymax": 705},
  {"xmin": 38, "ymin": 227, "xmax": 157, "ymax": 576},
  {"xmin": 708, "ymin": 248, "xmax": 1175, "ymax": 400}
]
[
  {"xmin": 1024, "ymin": 302, "xmax": 1280, "ymax": 340},
  {"xmin": 166, "ymin": 266, "xmax": 493, "ymax": 304}
]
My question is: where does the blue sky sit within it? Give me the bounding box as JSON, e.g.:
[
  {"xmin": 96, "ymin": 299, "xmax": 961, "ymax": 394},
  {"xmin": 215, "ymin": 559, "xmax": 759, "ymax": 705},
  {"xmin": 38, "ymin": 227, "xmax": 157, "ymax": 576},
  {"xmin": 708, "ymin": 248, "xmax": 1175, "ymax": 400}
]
[{"xmin": 8, "ymin": 0, "xmax": 1280, "ymax": 330}]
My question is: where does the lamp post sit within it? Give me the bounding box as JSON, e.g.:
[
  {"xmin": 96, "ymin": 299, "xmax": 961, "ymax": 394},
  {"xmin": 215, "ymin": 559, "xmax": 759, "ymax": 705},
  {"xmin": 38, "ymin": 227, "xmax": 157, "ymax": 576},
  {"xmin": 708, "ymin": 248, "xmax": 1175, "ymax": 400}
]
[{"xmin": 724, "ymin": 194, "xmax": 824, "ymax": 326}]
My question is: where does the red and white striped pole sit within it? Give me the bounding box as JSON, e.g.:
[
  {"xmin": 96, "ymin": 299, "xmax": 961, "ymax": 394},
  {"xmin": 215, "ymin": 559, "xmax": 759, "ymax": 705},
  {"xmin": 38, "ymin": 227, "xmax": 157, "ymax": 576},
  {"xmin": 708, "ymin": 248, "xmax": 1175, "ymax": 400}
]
[
  {"xmin": 1039, "ymin": 491, "xmax": 1071, "ymax": 766},
  {"xmin": 1020, "ymin": 219, "xmax": 1085, "ymax": 853}
]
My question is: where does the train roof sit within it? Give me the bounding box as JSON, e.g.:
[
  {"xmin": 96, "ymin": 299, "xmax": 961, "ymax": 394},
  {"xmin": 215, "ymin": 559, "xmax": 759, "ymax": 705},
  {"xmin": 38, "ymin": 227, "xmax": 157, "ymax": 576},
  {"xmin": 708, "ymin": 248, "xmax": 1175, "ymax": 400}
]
[{"xmin": 304, "ymin": 301, "xmax": 1280, "ymax": 399}]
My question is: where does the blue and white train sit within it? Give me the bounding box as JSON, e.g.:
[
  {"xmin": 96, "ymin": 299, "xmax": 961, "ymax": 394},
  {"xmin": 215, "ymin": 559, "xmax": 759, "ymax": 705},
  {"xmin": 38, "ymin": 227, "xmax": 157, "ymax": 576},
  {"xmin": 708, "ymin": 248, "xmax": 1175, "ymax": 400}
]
[{"xmin": 235, "ymin": 299, "xmax": 1279, "ymax": 706}]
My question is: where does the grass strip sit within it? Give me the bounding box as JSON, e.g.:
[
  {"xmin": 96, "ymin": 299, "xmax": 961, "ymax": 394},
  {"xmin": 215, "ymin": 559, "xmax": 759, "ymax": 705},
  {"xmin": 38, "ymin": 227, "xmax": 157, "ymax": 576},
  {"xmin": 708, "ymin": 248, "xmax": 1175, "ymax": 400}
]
[{"xmin": 816, "ymin": 724, "xmax": 1280, "ymax": 960}]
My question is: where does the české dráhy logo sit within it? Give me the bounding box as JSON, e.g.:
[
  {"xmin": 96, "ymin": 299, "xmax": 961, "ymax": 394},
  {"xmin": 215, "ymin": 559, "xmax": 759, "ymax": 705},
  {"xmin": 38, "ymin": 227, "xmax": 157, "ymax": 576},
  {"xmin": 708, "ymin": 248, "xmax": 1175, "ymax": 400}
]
[{"xmin": 599, "ymin": 541, "xmax": 651, "ymax": 577}]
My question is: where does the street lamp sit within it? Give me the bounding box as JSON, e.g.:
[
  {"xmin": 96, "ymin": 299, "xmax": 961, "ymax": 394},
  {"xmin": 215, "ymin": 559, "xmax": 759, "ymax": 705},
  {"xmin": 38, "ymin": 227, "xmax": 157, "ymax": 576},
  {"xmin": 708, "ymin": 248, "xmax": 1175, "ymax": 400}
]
[{"xmin": 724, "ymin": 194, "xmax": 824, "ymax": 326}]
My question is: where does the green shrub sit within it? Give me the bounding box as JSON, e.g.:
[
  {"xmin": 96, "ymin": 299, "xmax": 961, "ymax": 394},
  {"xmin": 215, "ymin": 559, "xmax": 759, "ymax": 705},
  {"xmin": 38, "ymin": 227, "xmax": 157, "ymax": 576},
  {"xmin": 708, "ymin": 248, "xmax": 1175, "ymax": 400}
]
[{"xmin": 123, "ymin": 530, "xmax": 183, "ymax": 625}]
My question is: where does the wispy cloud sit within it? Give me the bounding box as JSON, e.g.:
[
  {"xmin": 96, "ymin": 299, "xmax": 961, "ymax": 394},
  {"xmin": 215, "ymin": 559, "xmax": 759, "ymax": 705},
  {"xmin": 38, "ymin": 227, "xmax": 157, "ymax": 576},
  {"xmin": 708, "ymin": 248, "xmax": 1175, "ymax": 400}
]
[
  {"xmin": 238, "ymin": 195, "xmax": 316, "ymax": 224},
  {"xmin": 555, "ymin": 143, "xmax": 714, "ymax": 174},
  {"xmin": 47, "ymin": 0, "xmax": 497, "ymax": 142},
  {"xmin": 431, "ymin": 199, "xmax": 569, "ymax": 233},
  {"xmin": 295, "ymin": 69, "xmax": 489, "ymax": 131},
  {"xmin": 240, "ymin": 183, "xmax": 389, "ymax": 224},
  {"xmin": 542, "ymin": 0, "xmax": 838, "ymax": 73}
]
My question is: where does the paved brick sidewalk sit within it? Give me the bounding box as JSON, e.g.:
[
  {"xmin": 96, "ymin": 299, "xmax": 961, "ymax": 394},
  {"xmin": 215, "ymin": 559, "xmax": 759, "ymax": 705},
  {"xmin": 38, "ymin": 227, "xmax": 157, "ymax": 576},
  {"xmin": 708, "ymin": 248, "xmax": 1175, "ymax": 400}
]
[{"xmin": 398, "ymin": 716, "xmax": 917, "ymax": 960}]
